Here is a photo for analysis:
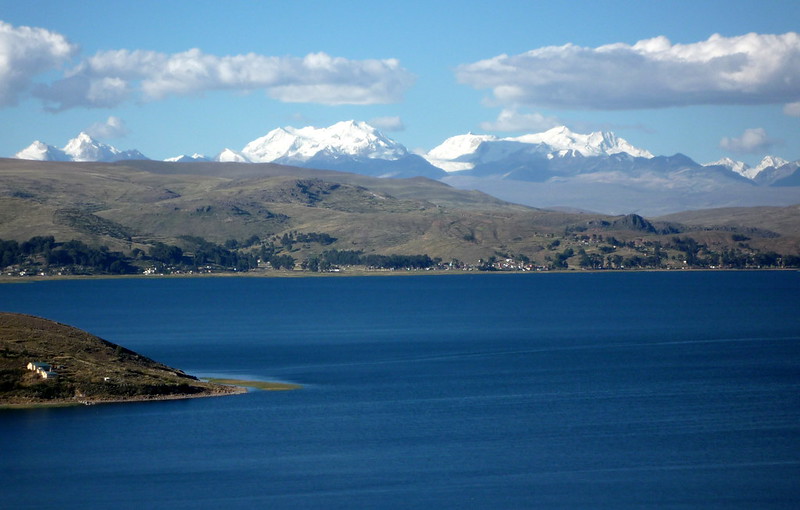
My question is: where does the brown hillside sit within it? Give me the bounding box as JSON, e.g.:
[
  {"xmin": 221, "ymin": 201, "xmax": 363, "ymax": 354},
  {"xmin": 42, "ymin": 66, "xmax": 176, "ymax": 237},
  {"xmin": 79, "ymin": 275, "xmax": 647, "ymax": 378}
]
[
  {"xmin": 0, "ymin": 312, "xmax": 242, "ymax": 406},
  {"xmin": 1, "ymin": 158, "xmax": 798, "ymax": 270}
]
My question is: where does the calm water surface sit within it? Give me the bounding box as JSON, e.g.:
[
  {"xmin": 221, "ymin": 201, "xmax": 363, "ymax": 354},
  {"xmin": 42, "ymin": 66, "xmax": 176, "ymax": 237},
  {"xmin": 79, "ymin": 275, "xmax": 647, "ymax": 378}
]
[{"xmin": 1, "ymin": 272, "xmax": 799, "ymax": 509}]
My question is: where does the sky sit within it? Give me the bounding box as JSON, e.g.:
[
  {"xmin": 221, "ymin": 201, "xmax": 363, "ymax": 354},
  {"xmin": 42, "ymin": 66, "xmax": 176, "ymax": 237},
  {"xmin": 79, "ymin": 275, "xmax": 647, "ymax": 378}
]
[{"xmin": 1, "ymin": 0, "xmax": 799, "ymax": 166}]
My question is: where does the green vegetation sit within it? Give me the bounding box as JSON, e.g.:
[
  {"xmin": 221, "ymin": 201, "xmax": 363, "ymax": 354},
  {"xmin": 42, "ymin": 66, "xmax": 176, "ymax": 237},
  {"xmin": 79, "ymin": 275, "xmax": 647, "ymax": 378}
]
[
  {"xmin": 4, "ymin": 228, "xmax": 800, "ymax": 277},
  {"xmin": 301, "ymin": 249, "xmax": 437, "ymax": 272},
  {"xmin": 1, "ymin": 236, "xmax": 137, "ymax": 275}
]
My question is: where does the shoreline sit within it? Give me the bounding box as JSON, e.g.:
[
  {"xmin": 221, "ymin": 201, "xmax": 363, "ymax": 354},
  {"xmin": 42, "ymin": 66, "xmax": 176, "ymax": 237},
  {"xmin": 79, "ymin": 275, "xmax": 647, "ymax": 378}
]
[
  {"xmin": 0, "ymin": 378, "xmax": 303, "ymax": 410},
  {"xmin": 0, "ymin": 384, "xmax": 249, "ymax": 410},
  {"xmin": 0, "ymin": 267, "xmax": 795, "ymax": 285},
  {"xmin": 206, "ymin": 378, "xmax": 302, "ymax": 391}
]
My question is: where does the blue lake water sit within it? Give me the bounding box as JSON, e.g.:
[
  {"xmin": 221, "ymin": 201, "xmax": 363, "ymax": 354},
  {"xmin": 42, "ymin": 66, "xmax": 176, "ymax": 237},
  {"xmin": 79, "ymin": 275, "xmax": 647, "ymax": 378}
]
[{"xmin": 1, "ymin": 271, "xmax": 799, "ymax": 509}]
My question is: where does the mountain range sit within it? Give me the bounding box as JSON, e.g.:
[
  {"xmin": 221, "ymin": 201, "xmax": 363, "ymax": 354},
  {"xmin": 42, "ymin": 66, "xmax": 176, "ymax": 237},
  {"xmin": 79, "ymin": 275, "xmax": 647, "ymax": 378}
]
[
  {"xmin": 706, "ymin": 156, "xmax": 800, "ymax": 186},
  {"xmin": 14, "ymin": 132, "xmax": 147, "ymax": 163},
  {"xmin": 13, "ymin": 121, "xmax": 800, "ymax": 215}
]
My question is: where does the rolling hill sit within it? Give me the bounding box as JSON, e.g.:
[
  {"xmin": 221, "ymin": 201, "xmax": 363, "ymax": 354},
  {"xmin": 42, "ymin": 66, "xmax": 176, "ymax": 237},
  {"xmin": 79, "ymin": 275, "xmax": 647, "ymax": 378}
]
[{"xmin": 0, "ymin": 157, "xmax": 798, "ymax": 272}]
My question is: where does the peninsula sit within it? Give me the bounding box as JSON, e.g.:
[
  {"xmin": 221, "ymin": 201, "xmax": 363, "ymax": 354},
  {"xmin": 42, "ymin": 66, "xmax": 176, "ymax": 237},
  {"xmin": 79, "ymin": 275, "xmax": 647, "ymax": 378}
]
[{"xmin": 0, "ymin": 312, "xmax": 246, "ymax": 408}]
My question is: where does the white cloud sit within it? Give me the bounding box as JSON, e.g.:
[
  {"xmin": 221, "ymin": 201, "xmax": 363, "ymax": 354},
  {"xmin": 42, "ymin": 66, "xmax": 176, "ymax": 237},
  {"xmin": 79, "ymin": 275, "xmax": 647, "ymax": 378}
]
[
  {"xmin": 0, "ymin": 21, "xmax": 76, "ymax": 107},
  {"xmin": 369, "ymin": 116, "xmax": 405, "ymax": 131},
  {"xmin": 480, "ymin": 109, "xmax": 562, "ymax": 132},
  {"xmin": 784, "ymin": 102, "xmax": 800, "ymax": 117},
  {"xmin": 34, "ymin": 48, "xmax": 415, "ymax": 111},
  {"xmin": 86, "ymin": 116, "xmax": 129, "ymax": 139},
  {"xmin": 720, "ymin": 127, "xmax": 774, "ymax": 153},
  {"xmin": 456, "ymin": 32, "xmax": 800, "ymax": 110}
]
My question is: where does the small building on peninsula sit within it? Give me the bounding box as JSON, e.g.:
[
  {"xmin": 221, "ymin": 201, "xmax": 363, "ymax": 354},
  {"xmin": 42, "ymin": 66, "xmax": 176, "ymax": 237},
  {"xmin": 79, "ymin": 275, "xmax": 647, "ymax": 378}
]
[{"xmin": 27, "ymin": 361, "xmax": 58, "ymax": 379}]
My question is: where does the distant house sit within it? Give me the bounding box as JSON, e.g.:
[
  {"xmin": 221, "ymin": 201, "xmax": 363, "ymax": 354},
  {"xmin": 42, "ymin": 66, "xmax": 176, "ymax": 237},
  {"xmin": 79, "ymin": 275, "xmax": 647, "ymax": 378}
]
[
  {"xmin": 27, "ymin": 361, "xmax": 58, "ymax": 380},
  {"xmin": 27, "ymin": 362, "xmax": 52, "ymax": 372}
]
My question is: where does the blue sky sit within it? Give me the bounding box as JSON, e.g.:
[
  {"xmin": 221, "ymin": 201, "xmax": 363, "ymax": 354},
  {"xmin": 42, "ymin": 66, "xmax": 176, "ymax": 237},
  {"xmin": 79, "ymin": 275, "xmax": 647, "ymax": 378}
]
[{"xmin": 1, "ymin": 0, "xmax": 798, "ymax": 166}]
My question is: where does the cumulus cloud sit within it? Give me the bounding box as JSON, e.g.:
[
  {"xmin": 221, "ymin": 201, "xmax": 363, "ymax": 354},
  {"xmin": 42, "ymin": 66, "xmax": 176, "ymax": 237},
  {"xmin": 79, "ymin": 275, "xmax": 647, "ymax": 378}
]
[
  {"xmin": 369, "ymin": 116, "xmax": 405, "ymax": 131},
  {"xmin": 0, "ymin": 21, "xmax": 77, "ymax": 106},
  {"xmin": 86, "ymin": 116, "xmax": 129, "ymax": 139},
  {"xmin": 480, "ymin": 108, "xmax": 562, "ymax": 132},
  {"xmin": 720, "ymin": 127, "xmax": 774, "ymax": 153},
  {"xmin": 784, "ymin": 102, "xmax": 800, "ymax": 117},
  {"xmin": 456, "ymin": 32, "xmax": 800, "ymax": 110},
  {"xmin": 34, "ymin": 48, "xmax": 415, "ymax": 111}
]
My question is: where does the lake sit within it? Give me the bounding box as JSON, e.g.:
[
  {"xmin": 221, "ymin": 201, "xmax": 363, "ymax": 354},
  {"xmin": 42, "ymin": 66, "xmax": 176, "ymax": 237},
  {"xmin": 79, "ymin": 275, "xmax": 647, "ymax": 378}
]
[{"xmin": 1, "ymin": 271, "xmax": 799, "ymax": 509}]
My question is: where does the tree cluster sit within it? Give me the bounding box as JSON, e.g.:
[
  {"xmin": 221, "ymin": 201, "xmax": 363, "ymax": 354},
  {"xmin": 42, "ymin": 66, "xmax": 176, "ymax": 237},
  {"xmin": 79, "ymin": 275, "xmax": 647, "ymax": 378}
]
[
  {"xmin": 174, "ymin": 236, "xmax": 260, "ymax": 271},
  {"xmin": 279, "ymin": 231, "xmax": 337, "ymax": 249},
  {"xmin": 1, "ymin": 236, "xmax": 136, "ymax": 275},
  {"xmin": 301, "ymin": 249, "xmax": 437, "ymax": 272}
]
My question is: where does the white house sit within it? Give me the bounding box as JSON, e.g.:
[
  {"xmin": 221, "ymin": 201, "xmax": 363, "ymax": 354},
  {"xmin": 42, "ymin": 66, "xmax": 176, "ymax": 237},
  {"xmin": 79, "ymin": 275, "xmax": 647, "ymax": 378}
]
[
  {"xmin": 27, "ymin": 361, "xmax": 51, "ymax": 372},
  {"xmin": 27, "ymin": 361, "xmax": 58, "ymax": 379}
]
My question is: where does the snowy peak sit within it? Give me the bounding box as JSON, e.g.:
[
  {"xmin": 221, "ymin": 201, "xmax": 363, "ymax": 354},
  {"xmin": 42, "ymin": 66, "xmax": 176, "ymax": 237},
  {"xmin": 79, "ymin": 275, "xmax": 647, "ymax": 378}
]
[
  {"xmin": 14, "ymin": 141, "xmax": 69, "ymax": 162},
  {"xmin": 427, "ymin": 133, "xmax": 499, "ymax": 159},
  {"xmin": 755, "ymin": 156, "xmax": 789, "ymax": 173},
  {"xmin": 165, "ymin": 153, "xmax": 210, "ymax": 163},
  {"xmin": 510, "ymin": 126, "xmax": 653, "ymax": 158},
  {"xmin": 424, "ymin": 126, "xmax": 653, "ymax": 172},
  {"xmin": 706, "ymin": 155, "xmax": 792, "ymax": 180},
  {"xmin": 236, "ymin": 120, "xmax": 443, "ymax": 178},
  {"xmin": 241, "ymin": 120, "xmax": 409, "ymax": 163},
  {"xmin": 63, "ymin": 132, "xmax": 121, "ymax": 162},
  {"xmin": 241, "ymin": 127, "xmax": 301, "ymax": 162},
  {"xmin": 706, "ymin": 157, "xmax": 754, "ymax": 179},
  {"xmin": 215, "ymin": 148, "xmax": 250, "ymax": 163},
  {"xmin": 14, "ymin": 133, "xmax": 147, "ymax": 162},
  {"xmin": 425, "ymin": 133, "xmax": 500, "ymax": 172}
]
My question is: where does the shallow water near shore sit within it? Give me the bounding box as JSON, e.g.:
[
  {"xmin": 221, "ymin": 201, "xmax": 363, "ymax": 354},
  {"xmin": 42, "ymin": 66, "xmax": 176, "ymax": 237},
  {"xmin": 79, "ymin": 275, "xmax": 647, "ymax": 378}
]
[{"xmin": 1, "ymin": 272, "xmax": 799, "ymax": 509}]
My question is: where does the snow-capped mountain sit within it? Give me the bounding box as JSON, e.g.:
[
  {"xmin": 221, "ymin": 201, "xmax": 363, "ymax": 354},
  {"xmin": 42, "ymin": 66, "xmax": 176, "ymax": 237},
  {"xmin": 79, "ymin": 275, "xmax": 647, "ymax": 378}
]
[
  {"xmin": 704, "ymin": 155, "xmax": 800, "ymax": 186},
  {"xmin": 215, "ymin": 148, "xmax": 250, "ymax": 163},
  {"xmin": 63, "ymin": 132, "xmax": 147, "ymax": 162},
  {"xmin": 14, "ymin": 133, "xmax": 148, "ymax": 163},
  {"xmin": 10, "ymin": 121, "xmax": 800, "ymax": 215},
  {"xmin": 14, "ymin": 140, "xmax": 70, "ymax": 162},
  {"xmin": 425, "ymin": 133, "xmax": 498, "ymax": 172},
  {"xmin": 706, "ymin": 156, "xmax": 790, "ymax": 180},
  {"xmin": 242, "ymin": 120, "xmax": 409, "ymax": 162},
  {"xmin": 514, "ymin": 126, "xmax": 653, "ymax": 158},
  {"xmin": 232, "ymin": 120, "xmax": 444, "ymax": 178},
  {"xmin": 705, "ymin": 157, "xmax": 751, "ymax": 177},
  {"xmin": 423, "ymin": 126, "xmax": 663, "ymax": 182},
  {"xmin": 754, "ymin": 156, "xmax": 790, "ymax": 176},
  {"xmin": 424, "ymin": 126, "xmax": 653, "ymax": 173},
  {"xmin": 165, "ymin": 153, "xmax": 210, "ymax": 163}
]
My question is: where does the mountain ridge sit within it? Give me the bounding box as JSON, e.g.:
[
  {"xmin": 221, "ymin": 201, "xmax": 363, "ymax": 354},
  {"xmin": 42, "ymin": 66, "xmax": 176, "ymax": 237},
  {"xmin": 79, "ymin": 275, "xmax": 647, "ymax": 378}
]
[
  {"xmin": 15, "ymin": 132, "xmax": 147, "ymax": 163},
  {"xmin": 14, "ymin": 122, "xmax": 797, "ymax": 184},
  {"xmin": 423, "ymin": 126, "xmax": 654, "ymax": 173},
  {"xmin": 11, "ymin": 122, "xmax": 800, "ymax": 215}
]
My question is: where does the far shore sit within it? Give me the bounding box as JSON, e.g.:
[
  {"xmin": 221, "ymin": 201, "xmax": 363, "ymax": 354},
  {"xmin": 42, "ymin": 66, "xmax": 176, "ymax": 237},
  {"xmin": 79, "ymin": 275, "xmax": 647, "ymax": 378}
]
[{"xmin": 1, "ymin": 266, "xmax": 793, "ymax": 285}]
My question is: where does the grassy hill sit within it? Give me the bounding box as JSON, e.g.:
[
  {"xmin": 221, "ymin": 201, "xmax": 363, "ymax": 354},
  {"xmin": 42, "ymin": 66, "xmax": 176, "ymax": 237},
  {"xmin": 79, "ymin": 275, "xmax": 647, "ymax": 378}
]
[
  {"xmin": 0, "ymin": 158, "xmax": 798, "ymax": 272},
  {"xmin": 0, "ymin": 312, "xmax": 243, "ymax": 406}
]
